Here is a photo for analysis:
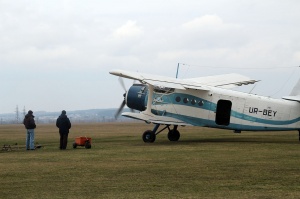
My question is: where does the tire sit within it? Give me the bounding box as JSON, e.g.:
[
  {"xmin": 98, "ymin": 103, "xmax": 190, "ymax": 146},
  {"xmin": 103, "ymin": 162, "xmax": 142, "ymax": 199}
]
[
  {"xmin": 168, "ymin": 129, "xmax": 180, "ymax": 141},
  {"xmin": 142, "ymin": 130, "xmax": 156, "ymax": 143},
  {"xmin": 85, "ymin": 141, "xmax": 91, "ymax": 149},
  {"xmin": 73, "ymin": 143, "xmax": 77, "ymax": 149}
]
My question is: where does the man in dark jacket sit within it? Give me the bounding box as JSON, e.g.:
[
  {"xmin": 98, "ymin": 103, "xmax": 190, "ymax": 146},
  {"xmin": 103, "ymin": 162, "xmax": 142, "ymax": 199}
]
[
  {"xmin": 23, "ymin": 110, "xmax": 36, "ymax": 150},
  {"xmin": 56, "ymin": 110, "xmax": 71, "ymax": 150}
]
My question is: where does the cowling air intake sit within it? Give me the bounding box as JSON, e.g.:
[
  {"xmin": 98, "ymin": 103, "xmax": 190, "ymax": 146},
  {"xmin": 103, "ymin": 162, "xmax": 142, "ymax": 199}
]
[{"xmin": 126, "ymin": 84, "xmax": 148, "ymax": 111}]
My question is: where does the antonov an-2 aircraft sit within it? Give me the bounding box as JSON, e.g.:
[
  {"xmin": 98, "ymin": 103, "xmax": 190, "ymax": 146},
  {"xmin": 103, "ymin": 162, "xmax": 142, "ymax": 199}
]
[{"xmin": 110, "ymin": 69, "xmax": 300, "ymax": 143}]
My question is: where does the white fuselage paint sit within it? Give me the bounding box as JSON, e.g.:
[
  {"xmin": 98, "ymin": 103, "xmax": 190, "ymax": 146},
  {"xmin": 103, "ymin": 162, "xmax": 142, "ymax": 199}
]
[{"xmin": 151, "ymin": 87, "xmax": 300, "ymax": 131}]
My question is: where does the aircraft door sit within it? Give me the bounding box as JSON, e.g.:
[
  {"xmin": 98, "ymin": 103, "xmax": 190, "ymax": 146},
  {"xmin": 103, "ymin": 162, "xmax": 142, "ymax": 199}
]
[
  {"xmin": 210, "ymin": 95, "xmax": 245, "ymax": 127},
  {"xmin": 215, "ymin": 100, "xmax": 232, "ymax": 126}
]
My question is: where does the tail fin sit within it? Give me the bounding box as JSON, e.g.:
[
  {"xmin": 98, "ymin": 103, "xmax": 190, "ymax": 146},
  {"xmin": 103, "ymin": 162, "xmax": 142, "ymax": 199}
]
[
  {"xmin": 282, "ymin": 79, "xmax": 300, "ymax": 102},
  {"xmin": 290, "ymin": 79, "xmax": 300, "ymax": 96}
]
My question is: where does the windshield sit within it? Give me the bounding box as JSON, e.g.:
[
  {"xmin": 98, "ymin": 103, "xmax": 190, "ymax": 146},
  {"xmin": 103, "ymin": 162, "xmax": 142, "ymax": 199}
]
[{"xmin": 153, "ymin": 86, "xmax": 175, "ymax": 94}]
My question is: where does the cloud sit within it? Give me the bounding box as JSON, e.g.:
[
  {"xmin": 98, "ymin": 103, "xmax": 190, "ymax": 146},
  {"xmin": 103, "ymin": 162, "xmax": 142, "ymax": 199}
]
[
  {"xmin": 1, "ymin": 1, "xmax": 300, "ymax": 113},
  {"xmin": 180, "ymin": 15, "xmax": 245, "ymax": 49},
  {"xmin": 182, "ymin": 15, "xmax": 241, "ymax": 31},
  {"xmin": 112, "ymin": 20, "xmax": 143, "ymax": 39},
  {"xmin": 183, "ymin": 15, "xmax": 222, "ymax": 29},
  {"xmin": 143, "ymin": 15, "xmax": 246, "ymax": 71}
]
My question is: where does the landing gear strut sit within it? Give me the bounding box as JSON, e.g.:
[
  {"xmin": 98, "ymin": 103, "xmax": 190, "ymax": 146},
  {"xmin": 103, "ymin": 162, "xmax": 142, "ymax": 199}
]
[{"xmin": 142, "ymin": 124, "xmax": 180, "ymax": 143}]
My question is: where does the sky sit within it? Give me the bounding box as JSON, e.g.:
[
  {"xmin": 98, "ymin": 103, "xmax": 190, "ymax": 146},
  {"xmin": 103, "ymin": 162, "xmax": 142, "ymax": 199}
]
[{"xmin": 1, "ymin": 0, "xmax": 300, "ymax": 114}]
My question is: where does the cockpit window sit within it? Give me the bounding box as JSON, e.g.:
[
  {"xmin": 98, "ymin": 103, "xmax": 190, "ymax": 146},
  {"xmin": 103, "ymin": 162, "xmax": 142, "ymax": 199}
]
[{"xmin": 154, "ymin": 86, "xmax": 175, "ymax": 94}]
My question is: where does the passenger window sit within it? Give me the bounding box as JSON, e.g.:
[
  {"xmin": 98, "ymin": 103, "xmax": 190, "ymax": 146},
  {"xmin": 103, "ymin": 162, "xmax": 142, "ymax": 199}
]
[
  {"xmin": 191, "ymin": 99, "xmax": 196, "ymax": 105},
  {"xmin": 183, "ymin": 98, "xmax": 189, "ymax": 103},
  {"xmin": 198, "ymin": 101, "xmax": 204, "ymax": 106}
]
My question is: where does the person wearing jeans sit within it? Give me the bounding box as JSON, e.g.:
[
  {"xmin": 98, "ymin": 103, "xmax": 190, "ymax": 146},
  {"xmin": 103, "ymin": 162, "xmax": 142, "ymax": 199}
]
[{"xmin": 23, "ymin": 110, "xmax": 36, "ymax": 150}]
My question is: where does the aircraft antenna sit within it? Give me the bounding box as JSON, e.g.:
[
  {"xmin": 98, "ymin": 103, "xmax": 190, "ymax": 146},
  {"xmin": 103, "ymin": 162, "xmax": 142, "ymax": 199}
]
[
  {"xmin": 249, "ymin": 84, "xmax": 257, "ymax": 94},
  {"xmin": 269, "ymin": 66, "xmax": 298, "ymax": 97},
  {"xmin": 176, "ymin": 63, "xmax": 179, "ymax": 79}
]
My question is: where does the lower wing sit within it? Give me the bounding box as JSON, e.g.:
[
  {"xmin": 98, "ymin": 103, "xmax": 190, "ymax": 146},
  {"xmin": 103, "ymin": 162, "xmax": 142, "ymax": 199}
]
[{"xmin": 122, "ymin": 112, "xmax": 191, "ymax": 126}]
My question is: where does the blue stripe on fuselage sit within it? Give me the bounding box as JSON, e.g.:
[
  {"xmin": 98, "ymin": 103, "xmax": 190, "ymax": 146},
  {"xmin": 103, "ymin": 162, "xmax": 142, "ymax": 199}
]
[
  {"xmin": 151, "ymin": 92, "xmax": 300, "ymax": 129},
  {"xmin": 153, "ymin": 110, "xmax": 298, "ymax": 131}
]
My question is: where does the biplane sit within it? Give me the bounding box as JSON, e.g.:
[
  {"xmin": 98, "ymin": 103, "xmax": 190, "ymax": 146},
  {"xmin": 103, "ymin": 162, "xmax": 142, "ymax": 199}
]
[{"xmin": 110, "ymin": 69, "xmax": 300, "ymax": 143}]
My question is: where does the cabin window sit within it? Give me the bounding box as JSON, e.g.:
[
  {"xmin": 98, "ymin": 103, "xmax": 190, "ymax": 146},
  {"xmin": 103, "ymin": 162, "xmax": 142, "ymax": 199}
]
[
  {"xmin": 198, "ymin": 101, "xmax": 204, "ymax": 106},
  {"xmin": 215, "ymin": 100, "xmax": 232, "ymax": 126},
  {"xmin": 175, "ymin": 96, "xmax": 181, "ymax": 102},
  {"xmin": 191, "ymin": 99, "xmax": 196, "ymax": 105},
  {"xmin": 183, "ymin": 98, "xmax": 189, "ymax": 103}
]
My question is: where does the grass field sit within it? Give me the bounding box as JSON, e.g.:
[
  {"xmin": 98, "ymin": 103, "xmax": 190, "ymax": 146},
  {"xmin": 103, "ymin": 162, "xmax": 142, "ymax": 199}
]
[{"xmin": 1, "ymin": 122, "xmax": 300, "ymax": 199}]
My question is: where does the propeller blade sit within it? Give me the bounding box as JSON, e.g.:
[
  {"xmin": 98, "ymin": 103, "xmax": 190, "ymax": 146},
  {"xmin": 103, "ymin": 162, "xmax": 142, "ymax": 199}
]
[
  {"xmin": 118, "ymin": 77, "xmax": 127, "ymax": 92},
  {"xmin": 115, "ymin": 100, "xmax": 126, "ymax": 119}
]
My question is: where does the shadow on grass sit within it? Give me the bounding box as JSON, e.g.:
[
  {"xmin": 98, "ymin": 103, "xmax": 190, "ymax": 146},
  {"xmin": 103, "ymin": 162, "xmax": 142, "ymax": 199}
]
[{"xmin": 157, "ymin": 137, "xmax": 300, "ymax": 145}]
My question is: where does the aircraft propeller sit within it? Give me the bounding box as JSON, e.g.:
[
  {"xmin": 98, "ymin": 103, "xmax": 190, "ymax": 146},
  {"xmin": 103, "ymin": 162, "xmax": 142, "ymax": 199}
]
[
  {"xmin": 118, "ymin": 76, "xmax": 127, "ymax": 92},
  {"xmin": 115, "ymin": 77, "xmax": 127, "ymax": 119}
]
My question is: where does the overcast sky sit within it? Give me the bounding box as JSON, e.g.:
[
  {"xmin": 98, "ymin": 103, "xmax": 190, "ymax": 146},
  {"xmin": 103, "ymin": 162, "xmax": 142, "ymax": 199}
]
[{"xmin": 1, "ymin": 0, "xmax": 300, "ymax": 114}]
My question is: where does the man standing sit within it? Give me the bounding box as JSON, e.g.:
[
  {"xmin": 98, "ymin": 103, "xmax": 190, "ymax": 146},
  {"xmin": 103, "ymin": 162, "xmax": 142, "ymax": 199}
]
[
  {"xmin": 23, "ymin": 110, "xmax": 36, "ymax": 150},
  {"xmin": 56, "ymin": 110, "xmax": 71, "ymax": 150}
]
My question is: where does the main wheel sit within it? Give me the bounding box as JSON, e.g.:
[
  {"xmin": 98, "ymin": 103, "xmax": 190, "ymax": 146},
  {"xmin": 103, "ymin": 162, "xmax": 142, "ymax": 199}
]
[
  {"xmin": 142, "ymin": 130, "xmax": 156, "ymax": 143},
  {"xmin": 168, "ymin": 129, "xmax": 180, "ymax": 141},
  {"xmin": 85, "ymin": 141, "xmax": 91, "ymax": 149}
]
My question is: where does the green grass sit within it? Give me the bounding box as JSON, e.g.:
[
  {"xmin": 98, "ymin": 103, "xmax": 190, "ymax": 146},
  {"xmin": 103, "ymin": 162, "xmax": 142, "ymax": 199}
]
[{"xmin": 1, "ymin": 122, "xmax": 300, "ymax": 198}]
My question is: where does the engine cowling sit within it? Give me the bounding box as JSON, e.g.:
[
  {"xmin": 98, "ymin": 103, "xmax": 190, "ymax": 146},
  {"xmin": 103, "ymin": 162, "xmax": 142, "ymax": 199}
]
[{"xmin": 126, "ymin": 84, "xmax": 148, "ymax": 111}]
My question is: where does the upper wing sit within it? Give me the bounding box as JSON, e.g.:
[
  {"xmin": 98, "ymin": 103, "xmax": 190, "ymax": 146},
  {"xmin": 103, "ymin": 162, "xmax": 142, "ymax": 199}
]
[
  {"xmin": 185, "ymin": 73, "xmax": 258, "ymax": 89},
  {"xmin": 110, "ymin": 69, "xmax": 258, "ymax": 90},
  {"xmin": 122, "ymin": 112, "xmax": 191, "ymax": 126},
  {"xmin": 110, "ymin": 69, "xmax": 209, "ymax": 90}
]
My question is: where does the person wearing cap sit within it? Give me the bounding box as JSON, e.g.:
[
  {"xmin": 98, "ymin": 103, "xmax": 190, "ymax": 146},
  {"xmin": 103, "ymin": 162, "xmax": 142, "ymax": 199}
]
[
  {"xmin": 23, "ymin": 110, "xmax": 36, "ymax": 150},
  {"xmin": 56, "ymin": 110, "xmax": 71, "ymax": 150}
]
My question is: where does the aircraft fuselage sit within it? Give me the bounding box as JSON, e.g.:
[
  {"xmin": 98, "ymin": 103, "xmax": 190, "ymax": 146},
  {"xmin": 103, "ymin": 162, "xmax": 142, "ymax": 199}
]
[{"xmin": 150, "ymin": 87, "xmax": 300, "ymax": 131}]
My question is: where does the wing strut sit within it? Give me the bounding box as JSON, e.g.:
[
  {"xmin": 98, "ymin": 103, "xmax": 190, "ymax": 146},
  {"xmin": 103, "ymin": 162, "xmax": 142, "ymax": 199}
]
[{"xmin": 145, "ymin": 84, "xmax": 154, "ymax": 114}]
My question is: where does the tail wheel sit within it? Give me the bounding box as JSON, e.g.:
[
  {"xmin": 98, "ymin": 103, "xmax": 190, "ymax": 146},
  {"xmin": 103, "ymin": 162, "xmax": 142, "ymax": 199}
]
[
  {"xmin": 168, "ymin": 129, "xmax": 180, "ymax": 141},
  {"xmin": 142, "ymin": 130, "xmax": 156, "ymax": 143}
]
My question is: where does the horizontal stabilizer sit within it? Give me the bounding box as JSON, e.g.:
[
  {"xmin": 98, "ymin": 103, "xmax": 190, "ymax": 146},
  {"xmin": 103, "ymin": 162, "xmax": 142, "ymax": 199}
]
[
  {"xmin": 282, "ymin": 96, "xmax": 300, "ymax": 102},
  {"xmin": 122, "ymin": 112, "xmax": 191, "ymax": 126}
]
